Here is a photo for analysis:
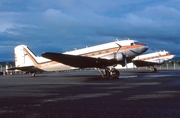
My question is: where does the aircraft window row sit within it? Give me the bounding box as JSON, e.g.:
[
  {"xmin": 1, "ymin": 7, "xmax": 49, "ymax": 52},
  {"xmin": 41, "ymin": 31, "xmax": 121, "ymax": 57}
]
[
  {"xmin": 81, "ymin": 48, "xmax": 118, "ymax": 57},
  {"xmin": 82, "ymin": 49, "xmax": 110, "ymax": 57},
  {"xmin": 134, "ymin": 42, "xmax": 139, "ymax": 44},
  {"xmin": 92, "ymin": 51, "xmax": 105, "ymax": 56},
  {"xmin": 142, "ymin": 56, "xmax": 160, "ymax": 60}
]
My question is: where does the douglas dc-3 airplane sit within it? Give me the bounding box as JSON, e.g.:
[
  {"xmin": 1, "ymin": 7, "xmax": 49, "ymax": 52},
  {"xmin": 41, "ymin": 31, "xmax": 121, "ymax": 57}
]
[
  {"xmin": 9, "ymin": 39, "xmax": 148, "ymax": 78},
  {"xmin": 132, "ymin": 50, "xmax": 175, "ymax": 72}
]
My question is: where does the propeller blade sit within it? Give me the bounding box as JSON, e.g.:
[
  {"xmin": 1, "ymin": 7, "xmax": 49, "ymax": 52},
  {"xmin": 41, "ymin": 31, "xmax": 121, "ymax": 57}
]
[{"xmin": 116, "ymin": 43, "xmax": 122, "ymax": 52}]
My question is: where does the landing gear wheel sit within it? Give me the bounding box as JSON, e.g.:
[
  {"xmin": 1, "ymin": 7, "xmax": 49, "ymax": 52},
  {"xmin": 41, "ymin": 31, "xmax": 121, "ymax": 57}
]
[
  {"xmin": 102, "ymin": 69, "xmax": 110, "ymax": 79},
  {"xmin": 111, "ymin": 69, "xmax": 120, "ymax": 79},
  {"xmin": 32, "ymin": 73, "xmax": 35, "ymax": 77},
  {"xmin": 150, "ymin": 67, "xmax": 157, "ymax": 73}
]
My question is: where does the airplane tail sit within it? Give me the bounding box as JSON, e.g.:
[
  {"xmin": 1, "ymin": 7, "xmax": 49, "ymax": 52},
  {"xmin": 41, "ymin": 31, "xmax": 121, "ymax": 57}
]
[{"xmin": 14, "ymin": 45, "xmax": 37, "ymax": 67}]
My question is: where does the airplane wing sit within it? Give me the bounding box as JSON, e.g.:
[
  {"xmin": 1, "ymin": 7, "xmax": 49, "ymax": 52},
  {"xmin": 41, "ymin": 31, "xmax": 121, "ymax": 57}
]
[
  {"xmin": 133, "ymin": 60, "xmax": 159, "ymax": 67},
  {"xmin": 42, "ymin": 52, "xmax": 120, "ymax": 68}
]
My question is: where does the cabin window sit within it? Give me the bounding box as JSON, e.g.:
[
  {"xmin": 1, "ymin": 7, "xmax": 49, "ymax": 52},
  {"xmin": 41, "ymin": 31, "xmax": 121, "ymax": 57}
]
[{"xmin": 106, "ymin": 50, "xmax": 109, "ymax": 53}]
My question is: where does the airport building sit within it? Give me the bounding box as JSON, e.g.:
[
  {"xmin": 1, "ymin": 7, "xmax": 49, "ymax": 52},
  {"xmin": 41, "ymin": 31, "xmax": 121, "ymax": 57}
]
[{"xmin": 0, "ymin": 62, "xmax": 15, "ymax": 75}]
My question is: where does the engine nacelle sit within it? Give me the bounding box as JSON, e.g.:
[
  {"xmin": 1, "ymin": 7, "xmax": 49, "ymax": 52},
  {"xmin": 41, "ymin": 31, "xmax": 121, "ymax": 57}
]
[
  {"xmin": 115, "ymin": 52, "xmax": 124, "ymax": 61},
  {"xmin": 101, "ymin": 52, "xmax": 124, "ymax": 61}
]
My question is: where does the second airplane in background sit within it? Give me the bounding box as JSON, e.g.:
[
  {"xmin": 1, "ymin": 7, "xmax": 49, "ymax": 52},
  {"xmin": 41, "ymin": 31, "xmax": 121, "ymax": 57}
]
[
  {"xmin": 132, "ymin": 50, "xmax": 175, "ymax": 72},
  {"xmin": 116, "ymin": 50, "xmax": 175, "ymax": 72},
  {"xmin": 11, "ymin": 39, "xmax": 148, "ymax": 78}
]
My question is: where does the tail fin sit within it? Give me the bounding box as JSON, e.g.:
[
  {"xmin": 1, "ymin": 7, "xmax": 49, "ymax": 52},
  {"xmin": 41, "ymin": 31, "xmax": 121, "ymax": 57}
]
[{"xmin": 14, "ymin": 45, "xmax": 37, "ymax": 67}]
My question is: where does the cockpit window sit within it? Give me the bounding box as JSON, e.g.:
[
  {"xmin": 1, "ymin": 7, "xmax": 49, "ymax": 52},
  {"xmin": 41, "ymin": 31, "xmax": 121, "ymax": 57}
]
[
  {"xmin": 134, "ymin": 42, "xmax": 139, "ymax": 44},
  {"xmin": 131, "ymin": 42, "xmax": 139, "ymax": 46}
]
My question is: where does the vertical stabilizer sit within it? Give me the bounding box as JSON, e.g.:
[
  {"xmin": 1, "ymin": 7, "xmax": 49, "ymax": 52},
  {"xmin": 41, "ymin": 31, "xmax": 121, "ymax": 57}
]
[{"xmin": 14, "ymin": 45, "xmax": 37, "ymax": 67}]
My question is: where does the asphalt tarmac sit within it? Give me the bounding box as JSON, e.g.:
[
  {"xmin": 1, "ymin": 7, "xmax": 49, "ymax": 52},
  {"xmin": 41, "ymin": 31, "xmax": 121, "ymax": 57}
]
[{"xmin": 0, "ymin": 69, "xmax": 180, "ymax": 118}]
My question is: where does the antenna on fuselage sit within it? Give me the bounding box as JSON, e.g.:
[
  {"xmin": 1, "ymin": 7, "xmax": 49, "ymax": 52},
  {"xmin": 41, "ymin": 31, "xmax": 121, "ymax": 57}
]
[{"xmin": 115, "ymin": 38, "xmax": 119, "ymax": 41}]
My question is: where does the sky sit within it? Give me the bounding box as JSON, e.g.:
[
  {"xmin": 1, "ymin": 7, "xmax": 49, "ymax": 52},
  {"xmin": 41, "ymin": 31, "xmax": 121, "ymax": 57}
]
[{"xmin": 0, "ymin": 0, "xmax": 180, "ymax": 61}]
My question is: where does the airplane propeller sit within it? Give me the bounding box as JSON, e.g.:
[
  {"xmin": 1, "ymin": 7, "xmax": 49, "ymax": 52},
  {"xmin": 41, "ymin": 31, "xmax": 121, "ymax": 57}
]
[
  {"xmin": 116, "ymin": 43, "xmax": 128, "ymax": 68},
  {"xmin": 157, "ymin": 52, "xmax": 161, "ymax": 64},
  {"xmin": 123, "ymin": 53, "xmax": 128, "ymax": 68},
  {"xmin": 116, "ymin": 43, "xmax": 122, "ymax": 52}
]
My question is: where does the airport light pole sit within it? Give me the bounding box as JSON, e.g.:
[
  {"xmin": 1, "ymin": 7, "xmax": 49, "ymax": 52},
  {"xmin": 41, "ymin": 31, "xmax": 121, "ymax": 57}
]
[{"xmin": 0, "ymin": 64, "xmax": 2, "ymax": 72}]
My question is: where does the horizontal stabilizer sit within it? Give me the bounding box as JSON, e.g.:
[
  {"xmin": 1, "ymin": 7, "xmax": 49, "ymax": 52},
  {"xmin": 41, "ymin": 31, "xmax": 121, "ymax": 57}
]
[
  {"xmin": 8, "ymin": 66, "xmax": 36, "ymax": 71},
  {"xmin": 8, "ymin": 66, "xmax": 34, "ymax": 70}
]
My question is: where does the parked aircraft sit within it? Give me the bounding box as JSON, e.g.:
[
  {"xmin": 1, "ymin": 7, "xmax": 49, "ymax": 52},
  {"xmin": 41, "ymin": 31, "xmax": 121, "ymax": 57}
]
[
  {"xmin": 132, "ymin": 50, "xmax": 175, "ymax": 72},
  {"xmin": 9, "ymin": 39, "xmax": 148, "ymax": 78}
]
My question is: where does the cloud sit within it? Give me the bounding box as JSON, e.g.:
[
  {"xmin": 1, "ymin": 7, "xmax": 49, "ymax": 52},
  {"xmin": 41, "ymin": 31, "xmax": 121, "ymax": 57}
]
[
  {"xmin": 0, "ymin": 23, "xmax": 14, "ymax": 33},
  {"xmin": 0, "ymin": 0, "xmax": 180, "ymax": 61}
]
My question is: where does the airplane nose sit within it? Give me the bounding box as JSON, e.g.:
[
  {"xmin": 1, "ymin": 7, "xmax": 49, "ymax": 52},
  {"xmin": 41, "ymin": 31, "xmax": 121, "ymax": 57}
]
[
  {"xmin": 165, "ymin": 54, "xmax": 175, "ymax": 61},
  {"xmin": 142, "ymin": 44, "xmax": 148, "ymax": 53},
  {"xmin": 171, "ymin": 54, "xmax": 175, "ymax": 59},
  {"xmin": 144, "ymin": 45, "xmax": 148, "ymax": 51}
]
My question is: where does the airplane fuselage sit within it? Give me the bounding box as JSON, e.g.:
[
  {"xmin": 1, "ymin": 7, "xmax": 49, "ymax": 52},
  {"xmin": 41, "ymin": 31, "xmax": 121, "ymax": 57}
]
[{"xmin": 14, "ymin": 39, "xmax": 148, "ymax": 72}]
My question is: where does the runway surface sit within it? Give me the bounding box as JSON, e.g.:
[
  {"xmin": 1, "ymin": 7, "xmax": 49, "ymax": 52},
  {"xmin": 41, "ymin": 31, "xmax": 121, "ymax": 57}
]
[{"xmin": 0, "ymin": 69, "xmax": 180, "ymax": 118}]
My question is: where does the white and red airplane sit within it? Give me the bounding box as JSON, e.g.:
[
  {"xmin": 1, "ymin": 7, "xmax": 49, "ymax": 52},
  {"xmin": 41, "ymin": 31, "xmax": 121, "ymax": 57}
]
[
  {"xmin": 9, "ymin": 39, "xmax": 148, "ymax": 78},
  {"xmin": 132, "ymin": 50, "xmax": 175, "ymax": 72}
]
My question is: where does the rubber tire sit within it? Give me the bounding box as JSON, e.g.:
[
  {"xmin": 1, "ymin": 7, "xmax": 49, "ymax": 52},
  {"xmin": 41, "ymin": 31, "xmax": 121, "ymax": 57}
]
[
  {"xmin": 102, "ymin": 69, "xmax": 110, "ymax": 79},
  {"xmin": 111, "ymin": 69, "xmax": 120, "ymax": 79}
]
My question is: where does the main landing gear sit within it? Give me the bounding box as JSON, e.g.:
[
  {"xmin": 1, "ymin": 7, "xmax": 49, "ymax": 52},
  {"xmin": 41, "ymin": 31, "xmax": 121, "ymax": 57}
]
[
  {"xmin": 23, "ymin": 72, "xmax": 36, "ymax": 77},
  {"xmin": 150, "ymin": 67, "xmax": 157, "ymax": 73},
  {"xmin": 98, "ymin": 68, "xmax": 120, "ymax": 79},
  {"xmin": 31, "ymin": 73, "xmax": 36, "ymax": 77}
]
